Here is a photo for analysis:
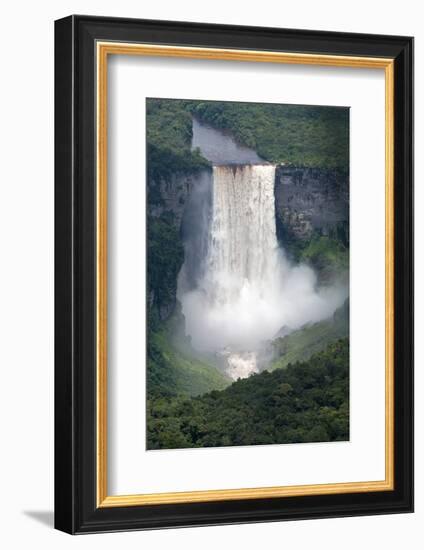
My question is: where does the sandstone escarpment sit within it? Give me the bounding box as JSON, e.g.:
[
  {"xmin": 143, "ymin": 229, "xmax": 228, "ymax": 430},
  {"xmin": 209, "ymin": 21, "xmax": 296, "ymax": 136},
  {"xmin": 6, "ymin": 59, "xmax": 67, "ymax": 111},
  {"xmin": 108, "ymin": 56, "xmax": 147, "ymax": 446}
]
[{"xmin": 274, "ymin": 166, "xmax": 349, "ymax": 249}]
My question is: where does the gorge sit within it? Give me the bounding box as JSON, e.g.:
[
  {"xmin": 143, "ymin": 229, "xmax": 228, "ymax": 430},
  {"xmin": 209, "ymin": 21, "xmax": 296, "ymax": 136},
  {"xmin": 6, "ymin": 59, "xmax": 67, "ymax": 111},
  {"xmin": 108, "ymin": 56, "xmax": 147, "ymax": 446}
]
[{"xmin": 175, "ymin": 121, "xmax": 347, "ymax": 379}]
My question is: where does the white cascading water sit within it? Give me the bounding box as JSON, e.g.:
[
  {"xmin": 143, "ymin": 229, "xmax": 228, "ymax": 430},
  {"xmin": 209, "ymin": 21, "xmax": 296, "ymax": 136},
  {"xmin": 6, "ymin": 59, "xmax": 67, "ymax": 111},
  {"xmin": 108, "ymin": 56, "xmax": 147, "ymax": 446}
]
[
  {"xmin": 179, "ymin": 164, "xmax": 346, "ymax": 380},
  {"xmin": 206, "ymin": 165, "xmax": 279, "ymax": 309}
]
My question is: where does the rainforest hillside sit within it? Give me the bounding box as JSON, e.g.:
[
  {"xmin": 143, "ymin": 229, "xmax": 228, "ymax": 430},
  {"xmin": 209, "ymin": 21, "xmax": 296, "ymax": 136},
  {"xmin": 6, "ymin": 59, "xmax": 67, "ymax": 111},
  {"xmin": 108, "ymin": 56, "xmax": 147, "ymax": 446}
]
[
  {"xmin": 270, "ymin": 299, "xmax": 349, "ymax": 370},
  {"xmin": 147, "ymin": 320, "xmax": 231, "ymax": 399},
  {"xmin": 147, "ymin": 339, "xmax": 349, "ymax": 449}
]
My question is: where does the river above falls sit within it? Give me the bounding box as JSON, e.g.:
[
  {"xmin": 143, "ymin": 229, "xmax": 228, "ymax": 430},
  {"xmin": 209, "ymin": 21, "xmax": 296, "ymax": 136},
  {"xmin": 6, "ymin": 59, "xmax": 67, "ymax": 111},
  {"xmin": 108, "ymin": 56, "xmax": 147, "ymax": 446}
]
[{"xmin": 191, "ymin": 117, "xmax": 264, "ymax": 165}]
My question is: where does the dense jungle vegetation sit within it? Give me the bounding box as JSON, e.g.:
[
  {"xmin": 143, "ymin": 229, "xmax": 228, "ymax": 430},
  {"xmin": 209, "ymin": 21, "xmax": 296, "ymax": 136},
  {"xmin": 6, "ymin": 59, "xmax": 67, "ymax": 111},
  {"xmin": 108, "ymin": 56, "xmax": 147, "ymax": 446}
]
[
  {"xmin": 146, "ymin": 98, "xmax": 349, "ymax": 174},
  {"xmin": 270, "ymin": 299, "xmax": 349, "ymax": 371},
  {"xmin": 147, "ymin": 339, "xmax": 349, "ymax": 449},
  {"xmin": 146, "ymin": 99, "xmax": 210, "ymax": 184},
  {"xmin": 147, "ymin": 323, "xmax": 231, "ymax": 399},
  {"xmin": 285, "ymin": 231, "xmax": 349, "ymax": 285},
  {"xmin": 187, "ymin": 100, "xmax": 349, "ymax": 169}
]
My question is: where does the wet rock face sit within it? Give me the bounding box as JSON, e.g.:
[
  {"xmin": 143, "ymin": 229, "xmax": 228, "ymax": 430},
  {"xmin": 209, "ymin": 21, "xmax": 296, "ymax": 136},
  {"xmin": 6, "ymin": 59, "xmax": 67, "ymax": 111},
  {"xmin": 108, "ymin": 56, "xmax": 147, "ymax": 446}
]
[
  {"xmin": 274, "ymin": 166, "xmax": 349, "ymax": 246},
  {"xmin": 148, "ymin": 169, "xmax": 212, "ymax": 228},
  {"xmin": 147, "ymin": 164, "xmax": 349, "ymax": 322},
  {"xmin": 147, "ymin": 169, "xmax": 212, "ymax": 322}
]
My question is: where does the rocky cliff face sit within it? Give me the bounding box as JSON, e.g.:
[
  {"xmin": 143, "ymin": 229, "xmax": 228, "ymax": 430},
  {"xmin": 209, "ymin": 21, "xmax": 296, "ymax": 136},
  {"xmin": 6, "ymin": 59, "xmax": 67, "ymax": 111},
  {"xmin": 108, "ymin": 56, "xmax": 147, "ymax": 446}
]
[
  {"xmin": 149, "ymin": 169, "xmax": 211, "ymax": 227},
  {"xmin": 274, "ymin": 166, "xmax": 349, "ymax": 249},
  {"xmin": 149, "ymin": 165, "xmax": 349, "ymax": 322},
  {"xmin": 148, "ymin": 169, "xmax": 212, "ymax": 321}
]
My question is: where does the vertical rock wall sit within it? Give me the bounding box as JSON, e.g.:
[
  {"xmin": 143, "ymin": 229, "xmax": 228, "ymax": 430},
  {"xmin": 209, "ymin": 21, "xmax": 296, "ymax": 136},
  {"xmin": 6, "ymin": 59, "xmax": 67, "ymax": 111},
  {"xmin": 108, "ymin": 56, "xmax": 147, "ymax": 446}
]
[{"xmin": 274, "ymin": 166, "xmax": 349, "ymax": 249}]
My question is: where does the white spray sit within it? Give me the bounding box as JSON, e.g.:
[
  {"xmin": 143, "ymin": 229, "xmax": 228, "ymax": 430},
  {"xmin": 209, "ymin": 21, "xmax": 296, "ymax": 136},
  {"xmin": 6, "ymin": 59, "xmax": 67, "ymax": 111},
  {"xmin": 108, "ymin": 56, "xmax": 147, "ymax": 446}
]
[{"xmin": 179, "ymin": 165, "xmax": 346, "ymax": 379}]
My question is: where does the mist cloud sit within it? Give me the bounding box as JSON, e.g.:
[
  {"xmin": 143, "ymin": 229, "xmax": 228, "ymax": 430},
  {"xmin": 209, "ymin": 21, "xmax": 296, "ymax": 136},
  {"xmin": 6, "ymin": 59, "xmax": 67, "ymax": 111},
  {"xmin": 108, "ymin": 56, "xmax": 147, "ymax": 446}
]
[{"xmin": 178, "ymin": 165, "xmax": 347, "ymax": 355}]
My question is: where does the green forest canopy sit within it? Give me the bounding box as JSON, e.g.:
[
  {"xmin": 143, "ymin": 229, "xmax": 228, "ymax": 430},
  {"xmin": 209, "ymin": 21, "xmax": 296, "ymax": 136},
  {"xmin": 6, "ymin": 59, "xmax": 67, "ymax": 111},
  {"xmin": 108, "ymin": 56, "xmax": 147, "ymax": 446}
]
[
  {"xmin": 146, "ymin": 98, "xmax": 349, "ymax": 171},
  {"xmin": 147, "ymin": 339, "xmax": 349, "ymax": 450},
  {"xmin": 146, "ymin": 99, "xmax": 210, "ymax": 181},
  {"xmin": 189, "ymin": 100, "xmax": 349, "ymax": 169}
]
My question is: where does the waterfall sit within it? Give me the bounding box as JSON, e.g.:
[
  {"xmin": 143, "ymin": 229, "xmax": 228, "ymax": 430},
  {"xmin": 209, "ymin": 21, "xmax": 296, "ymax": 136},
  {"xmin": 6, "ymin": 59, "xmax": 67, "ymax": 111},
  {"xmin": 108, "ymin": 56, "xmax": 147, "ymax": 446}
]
[
  {"xmin": 178, "ymin": 163, "xmax": 347, "ymax": 380},
  {"xmin": 205, "ymin": 165, "xmax": 279, "ymax": 306}
]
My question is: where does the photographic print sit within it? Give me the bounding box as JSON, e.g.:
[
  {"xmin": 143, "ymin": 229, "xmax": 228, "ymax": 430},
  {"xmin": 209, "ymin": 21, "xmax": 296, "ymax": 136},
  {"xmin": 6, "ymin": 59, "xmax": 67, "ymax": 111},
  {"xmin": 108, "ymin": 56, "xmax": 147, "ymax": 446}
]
[{"xmin": 146, "ymin": 98, "xmax": 350, "ymax": 450}]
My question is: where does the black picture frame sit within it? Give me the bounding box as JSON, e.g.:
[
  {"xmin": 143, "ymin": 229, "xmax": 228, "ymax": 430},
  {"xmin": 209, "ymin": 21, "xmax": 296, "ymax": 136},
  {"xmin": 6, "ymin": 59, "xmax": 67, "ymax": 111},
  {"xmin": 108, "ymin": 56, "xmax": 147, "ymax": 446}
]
[{"xmin": 55, "ymin": 14, "xmax": 414, "ymax": 534}]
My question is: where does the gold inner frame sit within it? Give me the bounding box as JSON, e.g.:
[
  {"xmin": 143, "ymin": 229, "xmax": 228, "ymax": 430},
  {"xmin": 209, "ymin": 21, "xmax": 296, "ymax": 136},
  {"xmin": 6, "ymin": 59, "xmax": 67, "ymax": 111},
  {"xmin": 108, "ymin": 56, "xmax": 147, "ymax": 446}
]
[{"xmin": 96, "ymin": 42, "xmax": 395, "ymax": 508}]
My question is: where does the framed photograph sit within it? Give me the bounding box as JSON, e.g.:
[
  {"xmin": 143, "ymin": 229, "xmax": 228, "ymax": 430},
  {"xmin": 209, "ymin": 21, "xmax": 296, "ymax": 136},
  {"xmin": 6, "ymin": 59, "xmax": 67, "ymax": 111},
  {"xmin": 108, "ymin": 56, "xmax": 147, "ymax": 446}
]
[{"xmin": 54, "ymin": 15, "xmax": 413, "ymax": 534}]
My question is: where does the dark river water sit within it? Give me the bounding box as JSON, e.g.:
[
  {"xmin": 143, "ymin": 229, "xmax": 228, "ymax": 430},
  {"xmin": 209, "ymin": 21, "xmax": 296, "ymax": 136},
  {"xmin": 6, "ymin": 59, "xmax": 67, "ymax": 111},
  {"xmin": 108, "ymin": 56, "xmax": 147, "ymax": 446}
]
[{"xmin": 191, "ymin": 117, "xmax": 264, "ymax": 165}]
